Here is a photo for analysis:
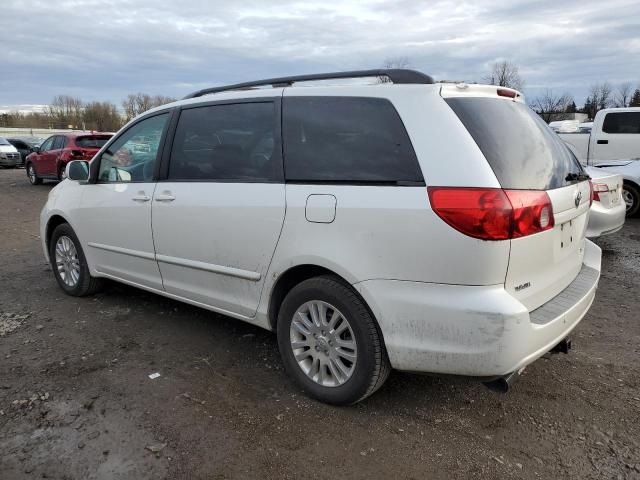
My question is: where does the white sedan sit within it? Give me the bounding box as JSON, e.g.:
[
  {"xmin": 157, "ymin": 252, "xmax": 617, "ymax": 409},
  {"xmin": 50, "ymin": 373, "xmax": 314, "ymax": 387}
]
[
  {"xmin": 588, "ymin": 159, "xmax": 640, "ymax": 217},
  {"xmin": 584, "ymin": 166, "xmax": 626, "ymax": 238}
]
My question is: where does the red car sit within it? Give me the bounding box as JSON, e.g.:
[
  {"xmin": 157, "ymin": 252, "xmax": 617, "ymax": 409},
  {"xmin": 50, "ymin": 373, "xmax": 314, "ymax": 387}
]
[{"xmin": 26, "ymin": 132, "xmax": 113, "ymax": 185}]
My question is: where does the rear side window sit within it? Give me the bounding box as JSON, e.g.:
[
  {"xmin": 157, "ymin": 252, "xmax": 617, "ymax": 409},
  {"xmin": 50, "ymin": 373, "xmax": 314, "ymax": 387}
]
[
  {"xmin": 52, "ymin": 136, "xmax": 67, "ymax": 150},
  {"xmin": 283, "ymin": 97, "xmax": 423, "ymax": 184},
  {"xmin": 445, "ymin": 98, "xmax": 583, "ymax": 190},
  {"xmin": 602, "ymin": 112, "xmax": 640, "ymax": 134},
  {"xmin": 168, "ymin": 102, "xmax": 281, "ymax": 182},
  {"xmin": 76, "ymin": 135, "xmax": 112, "ymax": 148}
]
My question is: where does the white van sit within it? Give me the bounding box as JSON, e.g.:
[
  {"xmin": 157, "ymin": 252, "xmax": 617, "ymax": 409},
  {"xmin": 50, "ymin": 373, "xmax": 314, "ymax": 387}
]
[{"xmin": 40, "ymin": 70, "xmax": 601, "ymax": 404}]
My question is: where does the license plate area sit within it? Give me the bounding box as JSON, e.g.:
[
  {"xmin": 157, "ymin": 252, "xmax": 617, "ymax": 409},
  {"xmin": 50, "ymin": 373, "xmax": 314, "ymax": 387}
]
[{"xmin": 560, "ymin": 220, "xmax": 575, "ymax": 249}]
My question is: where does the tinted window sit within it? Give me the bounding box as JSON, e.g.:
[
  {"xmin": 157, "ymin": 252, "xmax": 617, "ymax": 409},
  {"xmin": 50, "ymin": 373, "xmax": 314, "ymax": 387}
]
[
  {"xmin": 283, "ymin": 97, "xmax": 423, "ymax": 183},
  {"xmin": 76, "ymin": 135, "xmax": 112, "ymax": 148},
  {"xmin": 169, "ymin": 102, "xmax": 280, "ymax": 182},
  {"xmin": 98, "ymin": 113, "xmax": 169, "ymax": 183},
  {"xmin": 52, "ymin": 136, "xmax": 66, "ymax": 150},
  {"xmin": 602, "ymin": 112, "xmax": 640, "ymax": 134},
  {"xmin": 445, "ymin": 98, "xmax": 583, "ymax": 190},
  {"xmin": 40, "ymin": 137, "xmax": 55, "ymax": 152}
]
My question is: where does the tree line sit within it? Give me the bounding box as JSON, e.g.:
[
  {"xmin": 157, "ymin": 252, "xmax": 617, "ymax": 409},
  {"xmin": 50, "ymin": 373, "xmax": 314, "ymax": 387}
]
[
  {"xmin": 383, "ymin": 57, "xmax": 639, "ymax": 123},
  {"xmin": 483, "ymin": 60, "xmax": 639, "ymax": 122},
  {"xmin": 0, "ymin": 93, "xmax": 176, "ymax": 131}
]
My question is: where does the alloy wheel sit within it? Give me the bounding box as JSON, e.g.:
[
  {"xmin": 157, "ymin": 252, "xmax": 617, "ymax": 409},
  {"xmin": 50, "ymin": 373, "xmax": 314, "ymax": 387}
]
[
  {"xmin": 289, "ymin": 300, "xmax": 357, "ymax": 387},
  {"xmin": 54, "ymin": 235, "xmax": 81, "ymax": 287}
]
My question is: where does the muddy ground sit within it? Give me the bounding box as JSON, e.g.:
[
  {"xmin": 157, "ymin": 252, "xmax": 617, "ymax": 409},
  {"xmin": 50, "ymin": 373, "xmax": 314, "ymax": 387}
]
[{"xmin": 0, "ymin": 167, "xmax": 638, "ymax": 479}]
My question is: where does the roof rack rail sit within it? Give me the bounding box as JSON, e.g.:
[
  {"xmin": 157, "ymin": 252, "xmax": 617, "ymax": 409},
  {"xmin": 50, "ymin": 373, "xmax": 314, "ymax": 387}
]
[{"xmin": 183, "ymin": 69, "xmax": 434, "ymax": 99}]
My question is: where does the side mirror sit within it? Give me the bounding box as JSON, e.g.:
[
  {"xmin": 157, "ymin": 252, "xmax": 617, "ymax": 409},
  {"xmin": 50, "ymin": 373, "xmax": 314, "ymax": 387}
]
[{"xmin": 66, "ymin": 160, "xmax": 89, "ymax": 181}]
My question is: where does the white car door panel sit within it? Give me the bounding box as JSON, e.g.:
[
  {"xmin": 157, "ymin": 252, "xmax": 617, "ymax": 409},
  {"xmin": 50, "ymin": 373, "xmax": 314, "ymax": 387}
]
[{"xmin": 152, "ymin": 183, "xmax": 285, "ymax": 317}]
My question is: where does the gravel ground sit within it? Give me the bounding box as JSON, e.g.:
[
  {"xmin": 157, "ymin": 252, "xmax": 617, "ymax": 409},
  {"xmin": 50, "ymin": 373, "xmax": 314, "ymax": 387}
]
[{"xmin": 0, "ymin": 168, "xmax": 639, "ymax": 480}]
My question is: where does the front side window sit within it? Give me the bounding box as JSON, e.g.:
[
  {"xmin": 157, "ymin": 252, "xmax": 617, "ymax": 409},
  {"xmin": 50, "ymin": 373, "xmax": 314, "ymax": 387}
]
[
  {"xmin": 97, "ymin": 113, "xmax": 169, "ymax": 183},
  {"xmin": 168, "ymin": 102, "xmax": 280, "ymax": 182},
  {"xmin": 40, "ymin": 137, "xmax": 55, "ymax": 152},
  {"xmin": 602, "ymin": 112, "xmax": 640, "ymax": 134},
  {"xmin": 282, "ymin": 97, "xmax": 423, "ymax": 183}
]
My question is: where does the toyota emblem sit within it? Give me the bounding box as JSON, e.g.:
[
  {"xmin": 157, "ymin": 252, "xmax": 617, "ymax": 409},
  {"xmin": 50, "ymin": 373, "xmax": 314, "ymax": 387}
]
[{"xmin": 575, "ymin": 190, "xmax": 582, "ymax": 208}]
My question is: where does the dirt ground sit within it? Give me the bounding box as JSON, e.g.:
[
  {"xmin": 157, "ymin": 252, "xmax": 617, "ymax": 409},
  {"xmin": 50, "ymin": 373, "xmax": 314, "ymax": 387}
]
[{"xmin": 0, "ymin": 167, "xmax": 638, "ymax": 480}]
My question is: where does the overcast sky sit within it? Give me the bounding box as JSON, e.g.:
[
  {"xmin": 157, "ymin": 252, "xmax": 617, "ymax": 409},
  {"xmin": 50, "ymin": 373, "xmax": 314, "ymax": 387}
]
[{"xmin": 1, "ymin": 0, "xmax": 639, "ymax": 109}]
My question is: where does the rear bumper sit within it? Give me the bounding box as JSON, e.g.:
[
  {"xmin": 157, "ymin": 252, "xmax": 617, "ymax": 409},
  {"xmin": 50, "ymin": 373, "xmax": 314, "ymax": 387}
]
[
  {"xmin": 354, "ymin": 239, "xmax": 601, "ymax": 376},
  {"xmin": 586, "ymin": 201, "xmax": 626, "ymax": 238}
]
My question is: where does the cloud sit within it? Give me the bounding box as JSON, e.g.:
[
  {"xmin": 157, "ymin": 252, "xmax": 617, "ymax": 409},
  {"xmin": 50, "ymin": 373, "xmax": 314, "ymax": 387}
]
[{"xmin": 0, "ymin": 0, "xmax": 638, "ymax": 106}]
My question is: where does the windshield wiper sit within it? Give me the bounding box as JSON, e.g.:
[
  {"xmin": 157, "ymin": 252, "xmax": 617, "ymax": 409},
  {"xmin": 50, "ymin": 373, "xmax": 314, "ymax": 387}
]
[{"xmin": 565, "ymin": 172, "xmax": 590, "ymax": 182}]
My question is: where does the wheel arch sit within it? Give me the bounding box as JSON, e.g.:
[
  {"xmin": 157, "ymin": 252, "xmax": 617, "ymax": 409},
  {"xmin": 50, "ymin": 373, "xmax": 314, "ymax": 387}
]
[
  {"xmin": 45, "ymin": 214, "xmax": 71, "ymax": 251},
  {"xmin": 266, "ymin": 264, "xmax": 381, "ymax": 337}
]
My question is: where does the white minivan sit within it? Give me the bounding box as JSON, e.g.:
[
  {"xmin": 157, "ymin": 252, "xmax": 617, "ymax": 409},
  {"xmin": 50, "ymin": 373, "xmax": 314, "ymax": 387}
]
[{"xmin": 41, "ymin": 70, "xmax": 601, "ymax": 404}]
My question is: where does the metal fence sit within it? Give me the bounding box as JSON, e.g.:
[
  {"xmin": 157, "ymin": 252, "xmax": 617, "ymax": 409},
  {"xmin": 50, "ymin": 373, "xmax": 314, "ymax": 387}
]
[{"xmin": 0, "ymin": 127, "xmax": 91, "ymax": 138}]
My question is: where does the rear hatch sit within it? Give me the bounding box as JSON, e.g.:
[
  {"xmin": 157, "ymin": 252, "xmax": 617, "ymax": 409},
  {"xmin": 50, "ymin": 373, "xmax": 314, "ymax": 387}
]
[
  {"xmin": 443, "ymin": 88, "xmax": 591, "ymax": 311},
  {"xmin": 72, "ymin": 135, "xmax": 112, "ymax": 160}
]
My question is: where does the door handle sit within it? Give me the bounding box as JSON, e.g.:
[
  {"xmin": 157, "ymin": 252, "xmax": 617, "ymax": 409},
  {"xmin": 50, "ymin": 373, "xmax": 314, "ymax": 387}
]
[
  {"xmin": 597, "ymin": 139, "xmax": 608, "ymax": 145},
  {"xmin": 132, "ymin": 195, "xmax": 150, "ymax": 202},
  {"xmin": 155, "ymin": 193, "xmax": 175, "ymax": 202}
]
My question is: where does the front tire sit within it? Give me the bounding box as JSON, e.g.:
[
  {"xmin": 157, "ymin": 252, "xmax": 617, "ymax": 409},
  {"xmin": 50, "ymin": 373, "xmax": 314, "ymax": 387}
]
[
  {"xmin": 27, "ymin": 163, "xmax": 42, "ymax": 185},
  {"xmin": 277, "ymin": 275, "xmax": 390, "ymax": 405},
  {"xmin": 623, "ymin": 182, "xmax": 639, "ymax": 217},
  {"xmin": 49, "ymin": 223, "xmax": 103, "ymax": 296}
]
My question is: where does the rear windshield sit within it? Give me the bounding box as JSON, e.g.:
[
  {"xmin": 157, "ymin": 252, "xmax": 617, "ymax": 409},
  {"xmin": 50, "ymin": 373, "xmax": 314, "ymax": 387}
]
[
  {"xmin": 445, "ymin": 98, "xmax": 583, "ymax": 190},
  {"xmin": 75, "ymin": 135, "xmax": 111, "ymax": 148}
]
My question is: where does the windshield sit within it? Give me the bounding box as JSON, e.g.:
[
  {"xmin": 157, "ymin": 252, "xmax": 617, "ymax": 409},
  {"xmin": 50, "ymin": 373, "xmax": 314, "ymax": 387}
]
[
  {"xmin": 445, "ymin": 97, "xmax": 584, "ymax": 190},
  {"xmin": 75, "ymin": 135, "xmax": 112, "ymax": 148},
  {"xmin": 0, "ymin": 137, "xmax": 10, "ymax": 145}
]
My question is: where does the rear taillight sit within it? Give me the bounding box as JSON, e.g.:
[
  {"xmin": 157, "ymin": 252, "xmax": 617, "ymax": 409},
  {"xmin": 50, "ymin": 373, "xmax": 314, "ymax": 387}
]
[
  {"xmin": 427, "ymin": 187, "xmax": 555, "ymax": 241},
  {"xmin": 591, "ymin": 182, "xmax": 608, "ymax": 202}
]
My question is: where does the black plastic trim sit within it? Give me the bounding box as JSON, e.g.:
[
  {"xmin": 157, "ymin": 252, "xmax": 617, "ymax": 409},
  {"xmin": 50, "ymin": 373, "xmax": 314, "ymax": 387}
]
[{"xmin": 183, "ymin": 69, "xmax": 434, "ymax": 99}]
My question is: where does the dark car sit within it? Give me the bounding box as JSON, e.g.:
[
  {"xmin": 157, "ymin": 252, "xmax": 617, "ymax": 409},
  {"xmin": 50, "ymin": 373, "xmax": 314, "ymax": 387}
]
[
  {"xmin": 7, "ymin": 137, "xmax": 44, "ymax": 166},
  {"xmin": 26, "ymin": 132, "xmax": 112, "ymax": 185}
]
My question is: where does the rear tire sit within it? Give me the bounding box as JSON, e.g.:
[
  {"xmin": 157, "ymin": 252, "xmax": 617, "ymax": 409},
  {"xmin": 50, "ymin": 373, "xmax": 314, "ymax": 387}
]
[
  {"xmin": 27, "ymin": 163, "xmax": 42, "ymax": 185},
  {"xmin": 623, "ymin": 182, "xmax": 639, "ymax": 217},
  {"xmin": 49, "ymin": 223, "xmax": 103, "ymax": 296},
  {"xmin": 276, "ymin": 275, "xmax": 390, "ymax": 405}
]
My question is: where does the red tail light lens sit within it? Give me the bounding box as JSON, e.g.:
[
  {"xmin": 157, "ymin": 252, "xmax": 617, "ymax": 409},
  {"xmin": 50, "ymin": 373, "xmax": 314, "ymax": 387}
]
[
  {"xmin": 591, "ymin": 182, "xmax": 608, "ymax": 202},
  {"xmin": 497, "ymin": 88, "xmax": 517, "ymax": 98},
  {"xmin": 427, "ymin": 187, "xmax": 554, "ymax": 241}
]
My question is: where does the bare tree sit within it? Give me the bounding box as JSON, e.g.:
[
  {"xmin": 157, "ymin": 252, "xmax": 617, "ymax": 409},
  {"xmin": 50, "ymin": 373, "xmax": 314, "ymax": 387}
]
[
  {"xmin": 614, "ymin": 82, "xmax": 633, "ymax": 107},
  {"xmin": 83, "ymin": 101, "xmax": 123, "ymax": 132},
  {"xmin": 483, "ymin": 60, "xmax": 525, "ymax": 91},
  {"xmin": 48, "ymin": 95, "xmax": 84, "ymax": 128},
  {"xmin": 122, "ymin": 93, "xmax": 176, "ymax": 121},
  {"xmin": 530, "ymin": 89, "xmax": 573, "ymax": 123}
]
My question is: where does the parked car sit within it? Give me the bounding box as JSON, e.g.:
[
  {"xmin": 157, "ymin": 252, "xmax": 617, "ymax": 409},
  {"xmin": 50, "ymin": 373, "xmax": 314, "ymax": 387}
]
[
  {"xmin": 41, "ymin": 70, "xmax": 601, "ymax": 404},
  {"xmin": 559, "ymin": 107, "xmax": 640, "ymax": 164},
  {"xmin": 7, "ymin": 136, "xmax": 44, "ymax": 166},
  {"xmin": 588, "ymin": 159, "xmax": 640, "ymax": 216},
  {"xmin": 584, "ymin": 166, "xmax": 626, "ymax": 237},
  {"xmin": 0, "ymin": 137, "xmax": 21, "ymax": 167},
  {"xmin": 25, "ymin": 132, "xmax": 112, "ymax": 185}
]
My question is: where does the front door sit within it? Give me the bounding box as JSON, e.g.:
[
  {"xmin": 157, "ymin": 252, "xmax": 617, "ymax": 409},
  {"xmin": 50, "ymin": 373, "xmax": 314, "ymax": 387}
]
[
  {"xmin": 74, "ymin": 112, "xmax": 171, "ymax": 290},
  {"xmin": 36, "ymin": 136, "xmax": 56, "ymax": 175},
  {"xmin": 151, "ymin": 99, "xmax": 285, "ymax": 318},
  {"xmin": 591, "ymin": 111, "xmax": 640, "ymax": 162}
]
